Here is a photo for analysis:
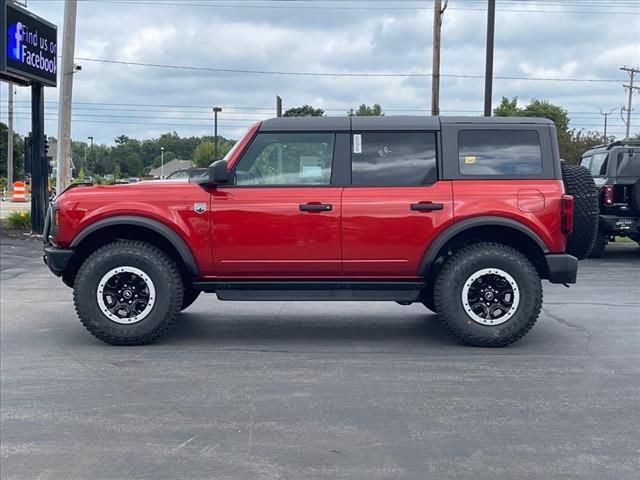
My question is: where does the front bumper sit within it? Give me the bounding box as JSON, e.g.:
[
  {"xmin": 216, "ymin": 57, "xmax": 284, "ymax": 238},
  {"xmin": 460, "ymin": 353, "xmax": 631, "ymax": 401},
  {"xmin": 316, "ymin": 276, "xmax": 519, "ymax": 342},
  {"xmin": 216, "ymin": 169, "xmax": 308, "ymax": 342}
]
[
  {"xmin": 545, "ymin": 254, "xmax": 578, "ymax": 284},
  {"xmin": 43, "ymin": 245, "xmax": 74, "ymax": 277}
]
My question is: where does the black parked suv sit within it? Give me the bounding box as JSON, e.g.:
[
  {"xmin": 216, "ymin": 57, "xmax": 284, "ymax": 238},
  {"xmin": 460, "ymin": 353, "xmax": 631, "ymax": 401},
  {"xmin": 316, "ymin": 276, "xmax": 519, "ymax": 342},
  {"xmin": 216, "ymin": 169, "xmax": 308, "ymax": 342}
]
[{"xmin": 580, "ymin": 140, "xmax": 640, "ymax": 257}]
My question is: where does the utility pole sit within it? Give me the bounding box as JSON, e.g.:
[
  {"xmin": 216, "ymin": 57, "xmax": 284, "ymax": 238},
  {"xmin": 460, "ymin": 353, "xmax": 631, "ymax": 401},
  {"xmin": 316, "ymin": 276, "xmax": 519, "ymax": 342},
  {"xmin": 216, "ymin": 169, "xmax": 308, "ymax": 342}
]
[
  {"xmin": 212, "ymin": 107, "xmax": 222, "ymax": 161},
  {"xmin": 7, "ymin": 83, "xmax": 14, "ymax": 185},
  {"xmin": 484, "ymin": 0, "xmax": 496, "ymax": 116},
  {"xmin": 276, "ymin": 95, "xmax": 283, "ymax": 117},
  {"xmin": 431, "ymin": 0, "xmax": 447, "ymax": 116},
  {"xmin": 56, "ymin": 0, "xmax": 78, "ymax": 193},
  {"xmin": 599, "ymin": 108, "xmax": 618, "ymax": 142},
  {"xmin": 620, "ymin": 66, "xmax": 639, "ymax": 140}
]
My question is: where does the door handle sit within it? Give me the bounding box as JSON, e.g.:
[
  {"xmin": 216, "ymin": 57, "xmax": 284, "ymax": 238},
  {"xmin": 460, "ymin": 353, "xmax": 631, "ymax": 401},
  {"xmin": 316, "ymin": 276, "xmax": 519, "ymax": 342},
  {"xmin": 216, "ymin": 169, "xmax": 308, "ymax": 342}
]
[
  {"xmin": 410, "ymin": 202, "xmax": 444, "ymax": 212},
  {"xmin": 299, "ymin": 203, "xmax": 333, "ymax": 212}
]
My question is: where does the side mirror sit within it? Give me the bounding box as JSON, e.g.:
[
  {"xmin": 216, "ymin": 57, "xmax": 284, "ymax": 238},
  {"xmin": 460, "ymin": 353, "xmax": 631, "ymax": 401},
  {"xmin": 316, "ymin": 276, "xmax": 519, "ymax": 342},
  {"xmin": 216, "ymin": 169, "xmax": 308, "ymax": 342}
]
[{"xmin": 208, "ymin": 160, "xmax": 230, "ymax": 184}]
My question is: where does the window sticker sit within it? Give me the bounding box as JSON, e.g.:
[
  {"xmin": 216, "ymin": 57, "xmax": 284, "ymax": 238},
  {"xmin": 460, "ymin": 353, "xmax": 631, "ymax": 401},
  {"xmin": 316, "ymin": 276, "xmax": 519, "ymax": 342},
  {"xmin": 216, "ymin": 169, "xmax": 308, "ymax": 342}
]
[
  {"xmin": 300, "ymin": 156, "xmax": 323, "ymax": 179},
  {"xmin": 353, "ymin": 134, "xmax": 362, "ymax": 154},
  {"xmin": 464, "ymin": 155, "xmax": 476, "ymax": 164}
]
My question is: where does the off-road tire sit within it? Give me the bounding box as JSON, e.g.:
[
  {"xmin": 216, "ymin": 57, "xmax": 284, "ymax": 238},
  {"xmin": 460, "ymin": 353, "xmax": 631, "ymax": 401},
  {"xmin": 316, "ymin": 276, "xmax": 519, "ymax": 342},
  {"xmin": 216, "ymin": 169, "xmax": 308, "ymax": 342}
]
[
  {"xmin": 561, "ymin": 163, "xmax": 598, "ymax": 260},
  {"xmin": 73, "ymin": 240, "xmax": 184, "ymax": 345},
  {"xmin": 434, "ymin": 243, "xmax": 542, "ymax": 347},
  {"xmin": 181, "ymin": 289, "xmax": 201, "ymax": 311},
  {"xmin": 588, "ymin": 227, "xmax": 608, "ymax": 258},
  {"xmin": 631, "ymin": 180, "xmax": 640, "ymax": 214}
]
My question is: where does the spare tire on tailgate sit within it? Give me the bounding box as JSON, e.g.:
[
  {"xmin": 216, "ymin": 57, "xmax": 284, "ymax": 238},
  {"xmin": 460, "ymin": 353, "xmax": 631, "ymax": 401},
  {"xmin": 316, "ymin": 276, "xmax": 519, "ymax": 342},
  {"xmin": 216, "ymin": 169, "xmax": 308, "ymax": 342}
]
[
  {"xmin": 561, "ymin": 163, "xmax": 599, "ymax": 260},
  {"xmin": 631, "ymin": 179, "xmax": 640, "ymax": 214}
]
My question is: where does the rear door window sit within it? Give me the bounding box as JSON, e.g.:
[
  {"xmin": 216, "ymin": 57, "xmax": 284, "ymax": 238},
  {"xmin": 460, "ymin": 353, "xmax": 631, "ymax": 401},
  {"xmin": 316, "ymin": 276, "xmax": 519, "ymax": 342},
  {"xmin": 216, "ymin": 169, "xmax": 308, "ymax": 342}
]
[
  {"xmin": 351, "ymin": 131, "xmax": 437, "ymax": 185},
  {"xmin": 458, "ymin": 130, "xmax": 542, "ymax": 175}
]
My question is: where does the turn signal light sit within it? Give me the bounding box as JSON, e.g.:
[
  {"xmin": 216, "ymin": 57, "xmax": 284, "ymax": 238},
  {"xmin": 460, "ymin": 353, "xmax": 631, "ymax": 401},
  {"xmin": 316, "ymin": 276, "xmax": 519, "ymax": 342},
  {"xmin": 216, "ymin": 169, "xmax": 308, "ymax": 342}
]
[
  {"xmin": 602, "ymin": 184, "xmax": 614, "ymax": 206},
  {"xmin": 561, "ymin": 194, "xmax": 574, "ymax": 235}
]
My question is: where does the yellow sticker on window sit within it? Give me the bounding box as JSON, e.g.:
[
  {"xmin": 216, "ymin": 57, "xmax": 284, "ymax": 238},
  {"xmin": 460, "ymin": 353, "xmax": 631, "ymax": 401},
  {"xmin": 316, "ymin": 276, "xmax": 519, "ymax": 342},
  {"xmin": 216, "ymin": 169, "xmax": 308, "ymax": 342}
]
[{"xmin": 464, "ymin": 155, "xmax": 476, "ymax": 164}]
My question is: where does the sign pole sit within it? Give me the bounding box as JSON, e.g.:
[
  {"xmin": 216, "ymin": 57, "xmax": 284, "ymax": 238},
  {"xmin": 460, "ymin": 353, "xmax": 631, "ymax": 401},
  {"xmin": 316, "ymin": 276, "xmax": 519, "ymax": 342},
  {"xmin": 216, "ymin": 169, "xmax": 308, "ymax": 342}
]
[{"xmin": 30, "ymin": 82, "xmax": 46, "ymax": 234}]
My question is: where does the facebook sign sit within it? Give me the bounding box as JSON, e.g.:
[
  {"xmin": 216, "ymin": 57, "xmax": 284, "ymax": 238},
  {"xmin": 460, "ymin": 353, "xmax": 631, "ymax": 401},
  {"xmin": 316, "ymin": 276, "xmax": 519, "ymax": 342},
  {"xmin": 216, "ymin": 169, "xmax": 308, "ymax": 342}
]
[{"xmin": 0, "ymin": 1, "xmax": 57, "ymax": 87}]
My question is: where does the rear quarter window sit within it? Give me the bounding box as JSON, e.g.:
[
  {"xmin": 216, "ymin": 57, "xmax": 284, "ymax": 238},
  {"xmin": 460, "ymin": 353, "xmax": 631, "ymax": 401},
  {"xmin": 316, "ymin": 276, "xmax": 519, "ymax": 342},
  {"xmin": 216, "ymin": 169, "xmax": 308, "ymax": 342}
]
[
  {"xmin": 616, "ymin": 151, "xmax": 640, "ymax": 177},
  {"xmin": 458, "ymin": 130, "xmax": 543, "ymax": 175}
]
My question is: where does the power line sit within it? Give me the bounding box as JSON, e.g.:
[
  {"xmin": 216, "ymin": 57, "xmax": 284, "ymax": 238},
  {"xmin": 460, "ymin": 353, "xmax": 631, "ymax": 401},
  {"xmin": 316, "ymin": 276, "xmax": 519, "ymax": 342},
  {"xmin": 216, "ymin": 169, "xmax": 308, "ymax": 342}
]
[
  {"xmin": 73, "ymin": 57, "xmax": 623, "ymax": 82},
  {"xmin": 8, "ymin": 100, "xmax": 640, "ymax": 118}
]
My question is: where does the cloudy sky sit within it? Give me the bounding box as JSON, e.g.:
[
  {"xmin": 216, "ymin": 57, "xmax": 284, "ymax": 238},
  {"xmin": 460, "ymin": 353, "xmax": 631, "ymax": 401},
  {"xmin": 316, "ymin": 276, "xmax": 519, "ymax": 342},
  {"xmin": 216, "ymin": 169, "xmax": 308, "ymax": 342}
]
[{"xmin": 2, "ymin": 0, "xmax": 639, "ymax": 145}]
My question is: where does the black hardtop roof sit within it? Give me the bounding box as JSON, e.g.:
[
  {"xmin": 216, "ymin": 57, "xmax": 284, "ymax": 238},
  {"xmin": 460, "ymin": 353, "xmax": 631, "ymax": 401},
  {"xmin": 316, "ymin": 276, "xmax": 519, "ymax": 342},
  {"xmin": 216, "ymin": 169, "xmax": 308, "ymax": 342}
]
[
  {"xmin": 582, "ymin": 140, "xmax": 640, "ymax": 156},
  {"xmin": 259, "ymin": 115, "xmax": 554, "ymax": 132}
]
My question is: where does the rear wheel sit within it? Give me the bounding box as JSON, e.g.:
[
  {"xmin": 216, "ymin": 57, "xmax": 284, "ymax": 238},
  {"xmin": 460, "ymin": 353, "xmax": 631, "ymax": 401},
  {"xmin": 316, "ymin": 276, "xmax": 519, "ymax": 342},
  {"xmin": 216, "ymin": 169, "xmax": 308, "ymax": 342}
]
[
  {"xmin": 434, "ymin": 243, "xmax": 542, "ymax": 347},
  {"xmin": 73, "ymin": 240, "xmax": 184, "ymax": 345},
  {"xmin": 561, "ymin": 164, "xmax": 598, "ymax": 260}
]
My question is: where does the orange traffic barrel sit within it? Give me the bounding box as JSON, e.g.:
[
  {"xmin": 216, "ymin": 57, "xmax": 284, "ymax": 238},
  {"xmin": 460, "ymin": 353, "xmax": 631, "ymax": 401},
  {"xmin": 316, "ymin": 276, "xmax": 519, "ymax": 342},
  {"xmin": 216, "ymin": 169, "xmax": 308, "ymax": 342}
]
[{"xmin": 12, "ymin": 181, "xmax": 26, "ymax": 202}]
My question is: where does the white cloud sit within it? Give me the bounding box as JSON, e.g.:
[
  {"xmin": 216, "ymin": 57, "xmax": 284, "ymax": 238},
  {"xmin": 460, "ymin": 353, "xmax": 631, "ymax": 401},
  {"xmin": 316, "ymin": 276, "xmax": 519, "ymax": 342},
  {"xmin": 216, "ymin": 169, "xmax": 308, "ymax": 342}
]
[{"xmin": 5, "ymin": 0, "xmax": 639, "ymax": 143}]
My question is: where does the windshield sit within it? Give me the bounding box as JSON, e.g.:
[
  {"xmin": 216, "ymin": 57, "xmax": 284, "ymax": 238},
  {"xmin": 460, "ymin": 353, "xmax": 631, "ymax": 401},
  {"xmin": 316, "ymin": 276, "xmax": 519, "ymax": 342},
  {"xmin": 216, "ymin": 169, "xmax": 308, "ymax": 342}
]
[{"xmin": 166, "ymin": 170, "xmax": 190, "ymax": 179}]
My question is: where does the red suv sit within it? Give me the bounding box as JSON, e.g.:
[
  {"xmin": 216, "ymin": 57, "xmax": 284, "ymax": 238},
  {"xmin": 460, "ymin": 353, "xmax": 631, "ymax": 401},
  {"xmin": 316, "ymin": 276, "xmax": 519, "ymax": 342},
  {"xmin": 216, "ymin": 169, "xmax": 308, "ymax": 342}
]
[{"xmin": 43, "ymin": 116, "xmax": 592, "ymax": 347}]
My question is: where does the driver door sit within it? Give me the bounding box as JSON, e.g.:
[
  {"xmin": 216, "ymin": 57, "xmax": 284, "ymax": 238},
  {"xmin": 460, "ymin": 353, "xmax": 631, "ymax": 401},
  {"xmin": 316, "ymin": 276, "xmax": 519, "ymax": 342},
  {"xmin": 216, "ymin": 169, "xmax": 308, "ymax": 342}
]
[{"xmin": 211, "ymin": 131, "xmax": 344, "ymax": 277}]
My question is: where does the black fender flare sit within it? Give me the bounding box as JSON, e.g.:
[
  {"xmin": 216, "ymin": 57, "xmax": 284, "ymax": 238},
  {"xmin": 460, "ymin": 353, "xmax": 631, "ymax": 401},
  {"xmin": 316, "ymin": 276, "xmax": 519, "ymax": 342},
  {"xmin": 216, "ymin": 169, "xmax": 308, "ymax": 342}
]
[
  {"xmin": 418, "ymin": 216, "xmax": 549, "ymax": 276},
  {"xmin": 70, "ymin": 215, "xmax": 199, "ymax": 276}
]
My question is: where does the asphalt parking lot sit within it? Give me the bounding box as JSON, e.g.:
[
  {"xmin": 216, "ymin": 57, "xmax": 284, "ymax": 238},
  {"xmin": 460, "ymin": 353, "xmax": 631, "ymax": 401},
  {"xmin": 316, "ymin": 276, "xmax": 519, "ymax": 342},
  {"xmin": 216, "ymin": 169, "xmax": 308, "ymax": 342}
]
[{"xmin": 1, "ymin": 237, "xmax": 639, "ymax": 480}]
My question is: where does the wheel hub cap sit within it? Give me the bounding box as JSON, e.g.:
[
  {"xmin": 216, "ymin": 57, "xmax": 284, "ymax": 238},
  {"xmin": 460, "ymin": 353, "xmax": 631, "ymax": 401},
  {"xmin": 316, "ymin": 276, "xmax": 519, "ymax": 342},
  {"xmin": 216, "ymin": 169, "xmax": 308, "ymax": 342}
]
[
  {"xmin": 96, "ymin": 266, "xmax": 156, "ymax": 325},
  {"xmin": 461, "ymin": 268, "xmax": 520, "ymax": 326}
]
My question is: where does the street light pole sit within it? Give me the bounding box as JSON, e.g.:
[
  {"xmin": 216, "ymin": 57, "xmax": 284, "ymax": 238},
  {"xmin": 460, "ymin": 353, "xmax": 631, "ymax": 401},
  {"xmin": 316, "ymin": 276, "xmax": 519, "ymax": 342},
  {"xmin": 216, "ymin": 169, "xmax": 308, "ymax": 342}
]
[
  {"xmin": 160, "ymin": 147, "xmax": 165, "ymax": 179},
  {"xmin": 213, "ymin": 107, "xmax": 222, "ymax": 161}
]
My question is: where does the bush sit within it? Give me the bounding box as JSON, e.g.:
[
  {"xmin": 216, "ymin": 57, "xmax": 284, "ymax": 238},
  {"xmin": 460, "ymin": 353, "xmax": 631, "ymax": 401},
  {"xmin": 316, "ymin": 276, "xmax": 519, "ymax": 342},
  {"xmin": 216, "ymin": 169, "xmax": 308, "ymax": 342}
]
[{"xmin": 5, "ymin": 210, "xmax": 31, "ymax": 230}]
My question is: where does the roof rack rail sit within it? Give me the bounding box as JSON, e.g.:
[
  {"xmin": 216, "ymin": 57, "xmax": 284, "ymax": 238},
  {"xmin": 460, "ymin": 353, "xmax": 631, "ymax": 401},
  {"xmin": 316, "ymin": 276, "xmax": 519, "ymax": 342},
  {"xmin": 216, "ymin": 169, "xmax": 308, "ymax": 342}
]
[{"xmin": 606, "ymin": 140, "xmax": 640, "ymax": 150}]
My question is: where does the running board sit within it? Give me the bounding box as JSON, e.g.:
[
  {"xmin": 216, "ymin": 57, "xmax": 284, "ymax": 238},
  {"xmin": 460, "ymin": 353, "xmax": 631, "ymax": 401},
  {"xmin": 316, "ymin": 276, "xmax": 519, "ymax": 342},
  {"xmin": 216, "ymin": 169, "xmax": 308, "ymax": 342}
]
[{"xmin": 191, "ymin": 281, "xmax": 425, "ymax": 302}]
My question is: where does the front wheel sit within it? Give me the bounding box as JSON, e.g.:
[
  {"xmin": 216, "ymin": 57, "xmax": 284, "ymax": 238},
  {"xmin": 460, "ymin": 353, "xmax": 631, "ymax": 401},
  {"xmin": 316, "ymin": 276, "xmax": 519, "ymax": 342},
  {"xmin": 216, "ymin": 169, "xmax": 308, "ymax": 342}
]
[
  {"xmin": 73, "ymin": 240, "xmax": 184, "ymax": 345},
  {"xmin": 434, "ymin": 243, "xmax": 542, "ymax": 347}
]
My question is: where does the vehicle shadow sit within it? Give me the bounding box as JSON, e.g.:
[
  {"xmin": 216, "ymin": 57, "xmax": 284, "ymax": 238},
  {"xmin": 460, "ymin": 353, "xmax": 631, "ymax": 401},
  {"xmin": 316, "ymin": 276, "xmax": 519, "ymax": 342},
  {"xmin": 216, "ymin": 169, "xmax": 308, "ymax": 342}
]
[
  {"xmin": 593, "ymin": 242, "xmax": 640, "ymax": 263},
  {"xmin": 161, "ymin": 308, "xmax": 462, "ymax": 349}
]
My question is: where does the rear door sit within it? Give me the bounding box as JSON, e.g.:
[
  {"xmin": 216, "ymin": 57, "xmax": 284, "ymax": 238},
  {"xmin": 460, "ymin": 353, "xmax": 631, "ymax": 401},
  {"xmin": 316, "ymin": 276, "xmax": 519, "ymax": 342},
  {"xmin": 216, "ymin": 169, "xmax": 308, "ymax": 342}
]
[
  {"xmin": 341, "ymin": 123, "xmax": 453, "ymax": 277},
  {"xmin": 211, "ymin": 130, "xmax": 348, "ymax": 277}
]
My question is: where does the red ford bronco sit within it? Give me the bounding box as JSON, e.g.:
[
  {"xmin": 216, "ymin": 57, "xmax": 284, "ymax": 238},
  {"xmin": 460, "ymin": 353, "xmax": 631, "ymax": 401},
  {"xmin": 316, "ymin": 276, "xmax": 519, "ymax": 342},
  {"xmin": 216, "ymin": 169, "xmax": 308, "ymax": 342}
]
[{"xmin": 43, "ymin": 116, "xmax": 597, "ymax": 347}]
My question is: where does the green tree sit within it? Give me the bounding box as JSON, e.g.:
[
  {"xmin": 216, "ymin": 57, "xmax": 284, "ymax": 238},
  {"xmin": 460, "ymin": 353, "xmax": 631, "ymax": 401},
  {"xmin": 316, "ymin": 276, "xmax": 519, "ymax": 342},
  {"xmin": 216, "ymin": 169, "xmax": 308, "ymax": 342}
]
[
  {"xmin": 493, "ymin": 97, "xmax": 520, "ymax": 117},
  {"xmin": 522, "ymin": 99, "xmax": 570, "ymax": 133},
  {"xmin": 193, "ymin": 142, "xmax": 215, "ymax": 167},
  {"xmin": 348, "ymin": 104, "xmax": 384, "ymax": 116},
  {"xmin": 283, "ymin": 105, "xmax": 325, "ymax": 117},
  {"xmin": 494, "ymin": 97, "xmax": 569, "ymax": 133},
  {"xmin": 558, "ymin": 129, "xmax": 607, "ymax": 164},
  {"xmin": 0, "ymin": 122, "xmax": 26, "ymax": 179}
]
